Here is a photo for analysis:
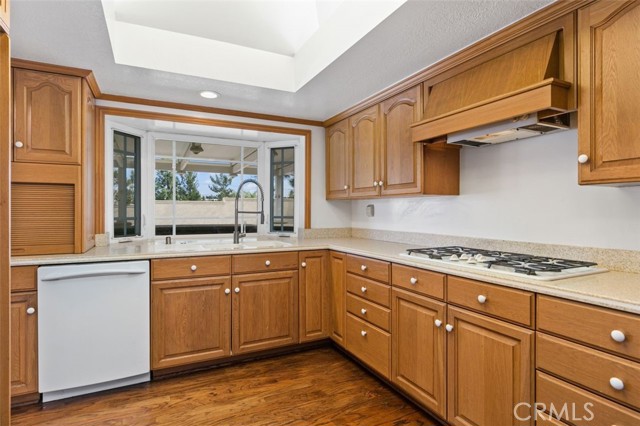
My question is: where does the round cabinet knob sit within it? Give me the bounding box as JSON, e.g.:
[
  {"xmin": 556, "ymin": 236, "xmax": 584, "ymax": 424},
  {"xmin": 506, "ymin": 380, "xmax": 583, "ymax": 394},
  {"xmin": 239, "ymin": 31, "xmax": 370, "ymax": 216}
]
[
  {"xmin": 609, "ymin": 377, "xmax": 625, "ymax": 391},
  {"xmin": 15, "ymin": 141, "xmax": 24, "ymax": 148},
  {"xmin": 434, "ymin": 319, "xmax": 442, "ymax": 328},
  {"xmin": 265, "ymin": 260, "xmax": 271, "ymax": 266},
  {"xmin": 378, "ymin": 180, "xmax": 383, "ymax": 187},
  {"xmin": 301, "ymin": 262, "xmax": 307, "ymax": 268},
  {"xmin": 190, "ymin": 265, "xmax": 197, "ymax": 272},
  {"xmin": 361, "ymin": 286, "xmax": 367, "ymax": 293},
  {"xmin": 224, "ymin": 289, "xmax": 231, "ymax": 295},
  {"xmin": 26, "ymin": 307, "xmax": 36, "ymax": 315},
  {"xmin": 234, "ymin": 287, "xmax": 240, "ymax": 294},
  {"xmin": 578, "ymin": 154, "xmax": 589, "ymax": 164},
  {"xmin": 373, "ymin": 181, "xmax": 378, "ymax": 187},
  {"xmin": 611, "ymin": 330, "xmax": 626, "ymax": 343},
  {"xmin": 361, "ymin": 308, "xmax": 367, "ymax": 315},
  {"xmin": 445, "ymin": 324, "xmax": 454, "ymax": 333},
  {"xmin": 410, "ymin": 277, "xmax": 418, "ymax": 285},
  {"xmin": 477, "ymin": 295, "xmax": 487, "ymax": 304},
  {"xmin": 361, "ymin": 265, "xmax": 367, "ymax": 271},
  {"xmin": 343, "ymin": 185, "xmax": 348, "ymax": 190},
  {"xmin": 361, "ymin": 330, "xmax": 367, "ymax": 337}
]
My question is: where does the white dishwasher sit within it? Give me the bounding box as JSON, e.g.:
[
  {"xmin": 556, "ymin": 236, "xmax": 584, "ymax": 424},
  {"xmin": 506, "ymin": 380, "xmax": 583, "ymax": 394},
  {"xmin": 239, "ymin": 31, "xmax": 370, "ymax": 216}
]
[{"xmin": 38, "ymin": 260, "xmax": 150, "ymax": 402}]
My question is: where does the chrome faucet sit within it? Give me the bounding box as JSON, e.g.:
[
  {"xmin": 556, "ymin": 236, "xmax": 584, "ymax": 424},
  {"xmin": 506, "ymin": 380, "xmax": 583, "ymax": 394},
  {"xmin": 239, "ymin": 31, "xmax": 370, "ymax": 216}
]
[{"xmin": 233, "ymin": 179, "xmax": 265, "ymax": 244}]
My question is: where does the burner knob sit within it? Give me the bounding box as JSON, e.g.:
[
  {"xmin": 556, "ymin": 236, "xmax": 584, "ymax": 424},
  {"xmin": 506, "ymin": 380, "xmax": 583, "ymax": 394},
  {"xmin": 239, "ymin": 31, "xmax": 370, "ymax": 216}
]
[
  {"xmin": 460, "ymin": 253, "xmax": 470, "ymax": 260},
  {"xmin": 611, "ymin": 330, "xmax": 626, "ymax": 343},
  {"xmin": 467, "ymin": 258, "xmax": 477, "ymax": 264},
  {"xmin": 475, "ymin": 254, "xmax": 484, "ymax": 261},
  {"xmin": 450, "ymin": 255, "xmax": 459, "ymax": 261},
  {"xmin": 477, "ymin": 295, "xmax": 487, "ymax": 304}
]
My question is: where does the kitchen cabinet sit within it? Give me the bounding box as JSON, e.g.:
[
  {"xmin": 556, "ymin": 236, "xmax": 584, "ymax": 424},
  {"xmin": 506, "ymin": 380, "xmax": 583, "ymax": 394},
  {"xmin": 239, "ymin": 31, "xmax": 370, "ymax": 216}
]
[
  {"xmin": 11, "ymin": 66, "xmax": 96, "ymax": 255},
  {"xmin": 349, "ymin": 105, "xmax": 380, "ymax": 198},
  {"xmin": 10, "ymin": 291, "xmax": 37, "ymax": 399},
  {"xmin": 232, "ymin": 270, "xmax": 299, "ymax": 355},
  {"xmin": 392, "ymin": 288, "xmax": 446, "ymax": 417},
  {"xmin": 0, "ymin": 0, "xmax": 8, "ymax": 33},
  {"xmin": 151, "ymin": 277, "xmax": 231, "ymax": 370},
  {"xmin": 578, "ymin": 0, "xmax": 640, "ymax": 184},
  {"xmin": 326, "ymin": 119, "xmax": 349, "ymax": 199},
  {"xmin": 329, "ymin": 251, "xmax": 346, "ymax": 345},
  {"xmin": 299, "ymin": 250, "xmax": 329, "ymax": 342},
  {"xmin": 446, "ymin": 305, "xmax": 534, "ymax": 426}
]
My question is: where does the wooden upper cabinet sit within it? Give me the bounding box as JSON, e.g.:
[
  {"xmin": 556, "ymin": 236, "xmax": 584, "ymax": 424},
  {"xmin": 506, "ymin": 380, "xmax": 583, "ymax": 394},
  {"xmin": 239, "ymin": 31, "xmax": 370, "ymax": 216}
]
[
  {"xmin": 0, "ymin": 0, "xmax": 9, "ymax": 33},
  {"xmin": 326, "ymin": 118, "xmax": 350, "ymax": 199},
  {"xmin": 447, "ymin": 306, "xmax": 534, "ymax": 426},
  {"xmin": 299, "ymin": 251, "xmax": 329, "ymax": 342},
  {"xmin": 13, "ymin": 69, "xmax": 82, "ymax": 165},
  {"xmin": 11, "ymin": 292, "xmax": 38, "ymax": 397},
  {"xmin": 329, "ymin": 251, "xmax": 346, "ymax": 346},
  {"xmin": 349, "ymin": 105, "xmax": 380, "ymax": 198},
  {"xmin": 380, "ymin": 85, "xmax": 423, "ymax": 196},
  {"xmin": 578, "ymin": 0, "xmax": 640, "ymax": 184}
]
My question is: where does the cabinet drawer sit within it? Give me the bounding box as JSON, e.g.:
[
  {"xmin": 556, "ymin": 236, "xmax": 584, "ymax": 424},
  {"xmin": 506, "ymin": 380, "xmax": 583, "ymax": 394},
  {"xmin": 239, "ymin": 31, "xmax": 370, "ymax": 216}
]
[
  {"xmin": 392, "ymin": 264, "xmax": 444, "ymax": 300},
  {"xmin": 346, "ymin": 313, "xmax": 390, "ymax": 379},
  {"xmin": 151, "ymin": 256, "xmax": 230, "ymax": 280},
  {"xmin": 538, "ymin": 295, "xmax": 640, "ymax": 362},
  {"xmin": 346, "ymin": 273, "xmax": 391, "ymax": 308},
  {"xmin": 346, "ymin": 254, "xmax": 389, "ymax": 283},
  {"xmin": 11, "ymin": 266, "xmax": 37, "ymax": 292},
  {"xmin": 447, "ymin": 276, "xmax": 534, "ymax": 327},
  {"xmin": 232, "ymin": 251, "xmax": 298, "ymax": 274},
  {"xmin": 537, "ymin": 333, "xmax": 640, "ymax": 410},
  {"xmin": 537, "ymin": 371, "xmax": 640, "ymax": 426},
  {"xmin": 346, "ymin": 293, "xmax": 390, "ymax": 331}
]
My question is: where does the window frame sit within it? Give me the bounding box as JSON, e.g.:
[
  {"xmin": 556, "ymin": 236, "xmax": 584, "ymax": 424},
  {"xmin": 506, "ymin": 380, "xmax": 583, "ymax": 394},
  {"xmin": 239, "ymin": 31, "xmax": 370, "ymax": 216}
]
[{"xmin": 264, "ymin": 140, "xmax": 303, "ymax": 236}]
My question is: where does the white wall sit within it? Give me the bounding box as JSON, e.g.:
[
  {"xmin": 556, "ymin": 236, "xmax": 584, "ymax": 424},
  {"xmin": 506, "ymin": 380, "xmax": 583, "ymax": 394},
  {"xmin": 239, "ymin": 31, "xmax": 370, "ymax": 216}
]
[{"xmin": 351, "ymin": 129, "xmax": 640, "ymax": 251}]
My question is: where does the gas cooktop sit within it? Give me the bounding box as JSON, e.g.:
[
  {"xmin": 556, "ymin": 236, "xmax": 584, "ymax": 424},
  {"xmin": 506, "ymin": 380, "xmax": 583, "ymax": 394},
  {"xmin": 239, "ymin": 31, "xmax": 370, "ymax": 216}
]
[{"xmin": 399, "ymin": 246, "xmax": 607, "ymax": 281}]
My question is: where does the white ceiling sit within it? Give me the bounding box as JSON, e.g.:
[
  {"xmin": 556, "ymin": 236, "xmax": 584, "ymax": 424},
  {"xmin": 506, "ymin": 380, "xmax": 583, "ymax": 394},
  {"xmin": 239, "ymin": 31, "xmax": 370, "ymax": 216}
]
[{"xmin": 11, "ymin": 0, "xmax": 554, "ymax": 121}]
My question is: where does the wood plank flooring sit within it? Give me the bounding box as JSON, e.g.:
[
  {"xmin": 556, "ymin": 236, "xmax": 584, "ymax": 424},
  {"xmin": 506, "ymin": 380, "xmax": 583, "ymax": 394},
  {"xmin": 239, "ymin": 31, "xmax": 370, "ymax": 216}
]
[{"xmin": 11, "ymin": 347, "xmax": 439, "ymax": 425}]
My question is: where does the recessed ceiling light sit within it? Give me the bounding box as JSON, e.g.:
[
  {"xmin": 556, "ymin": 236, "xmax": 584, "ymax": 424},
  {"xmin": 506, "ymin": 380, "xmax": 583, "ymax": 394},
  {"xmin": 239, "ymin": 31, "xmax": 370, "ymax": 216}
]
[{"xmin": 200, "ymin": 90, "xmax": 220, "ymax": 99}]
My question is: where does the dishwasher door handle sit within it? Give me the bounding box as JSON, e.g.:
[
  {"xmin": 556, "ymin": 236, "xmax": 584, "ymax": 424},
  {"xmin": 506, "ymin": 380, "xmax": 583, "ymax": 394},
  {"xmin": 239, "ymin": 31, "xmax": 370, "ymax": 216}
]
[{"xmin": 40, "ymin": 269, "xmax": 149, "ymax": 282}]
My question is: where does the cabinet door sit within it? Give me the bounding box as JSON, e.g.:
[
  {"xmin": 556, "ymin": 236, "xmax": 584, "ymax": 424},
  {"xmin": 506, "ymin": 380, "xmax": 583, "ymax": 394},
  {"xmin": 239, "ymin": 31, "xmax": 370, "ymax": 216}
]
[
  {"xmin": 392, "ymin": 288, "xmax": 446, "ymax": 418},
  {"xmin": 326, "ymin": 118, "xmax": 350, "ymax": 199},
  {"xmin": 447, "ymin": 306, "xmax": 534, "ymax": 426},
  {"xmin": 11, "ymin": 292, "xmax": 37, "ymax": 397},
  {"xmin": 232, "ymin": 270, "xmax": 298, "ymax": 354},
  {"xmin": 329, "ymin": 251, "xmax": 346, "ymax": 345},
  {"xmin": 13, "ymin": 69, "xmax": 82, "ymax": 165},
  {"xmin": 151, "ymin": 277, "xmax": 231, "ymax": 369},
  {"xmin": 578, "ymin": 0, "xmax": 640, "ymax": 184},
  {"xmin": 299, "ymin": 250, "xmax": 329, "ymax": 342},
  {"xmin": 380, "ymin": 85, "xmax": 423, "ymax": 196},
  {"xmin": 349, "ymin": 105, "xmax": 380, "ymax": 198}
]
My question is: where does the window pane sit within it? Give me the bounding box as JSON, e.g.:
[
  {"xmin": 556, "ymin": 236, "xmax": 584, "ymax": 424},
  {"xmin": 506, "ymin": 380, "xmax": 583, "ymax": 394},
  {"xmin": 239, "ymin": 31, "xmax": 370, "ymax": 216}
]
[
  {"xmin": 154, "ymin": 140, "xmax": 260, "ymax": 236},
  {"xmin": 113, "ymin": 131, "xmax": 141, "ymax": 238},
  {"xmin": 270, "ymin": 147, "xmax": 295, "ymax": 233}
]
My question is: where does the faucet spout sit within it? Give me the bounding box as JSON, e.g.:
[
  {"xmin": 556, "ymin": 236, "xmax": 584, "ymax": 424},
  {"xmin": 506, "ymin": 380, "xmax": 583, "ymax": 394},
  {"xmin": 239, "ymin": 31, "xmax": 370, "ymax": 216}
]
[{"xmin": 233, "ymin": 179, "xmax": 265, "ymax": 244}]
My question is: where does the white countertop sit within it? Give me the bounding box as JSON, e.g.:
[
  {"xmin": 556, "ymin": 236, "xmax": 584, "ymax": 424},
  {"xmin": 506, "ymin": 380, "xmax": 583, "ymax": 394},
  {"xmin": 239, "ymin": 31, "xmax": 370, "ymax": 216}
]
[{"xmin": 12, "ymin": 237, "xmax": 640, "ymax": 315}]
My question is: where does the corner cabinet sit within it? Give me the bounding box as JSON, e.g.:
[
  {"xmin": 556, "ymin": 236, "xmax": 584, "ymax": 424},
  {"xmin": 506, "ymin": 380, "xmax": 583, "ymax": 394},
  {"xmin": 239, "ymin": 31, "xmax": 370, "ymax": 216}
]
[
  {"xmin": 578, "ymin": 0, "xmax": 640, "ymax": 184},
  {"xmin": 11, "ymin": 67, "xmax": 96, "ymax": 255}
]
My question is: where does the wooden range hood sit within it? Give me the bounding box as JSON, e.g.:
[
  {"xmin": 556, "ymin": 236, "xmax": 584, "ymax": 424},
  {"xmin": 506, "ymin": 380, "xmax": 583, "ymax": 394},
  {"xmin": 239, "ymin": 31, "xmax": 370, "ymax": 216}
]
[{"xmin": 412, "ymin": 32, "xmax": 571, "ymax": 142}]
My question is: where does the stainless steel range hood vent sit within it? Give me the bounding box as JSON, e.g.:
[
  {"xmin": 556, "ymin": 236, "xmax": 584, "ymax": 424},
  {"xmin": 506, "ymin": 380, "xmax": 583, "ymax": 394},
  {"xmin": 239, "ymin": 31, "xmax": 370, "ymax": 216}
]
[{"xmin": 447, "ymin": 113, "xmax": 570, "ymax": 147}]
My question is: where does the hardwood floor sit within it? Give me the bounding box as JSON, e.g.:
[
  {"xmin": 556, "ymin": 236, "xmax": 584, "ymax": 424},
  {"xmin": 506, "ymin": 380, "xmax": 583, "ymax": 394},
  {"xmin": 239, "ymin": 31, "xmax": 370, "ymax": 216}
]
[{"xmin": 11, "ymin": 347, "xmax": 439, "ymax": 425}]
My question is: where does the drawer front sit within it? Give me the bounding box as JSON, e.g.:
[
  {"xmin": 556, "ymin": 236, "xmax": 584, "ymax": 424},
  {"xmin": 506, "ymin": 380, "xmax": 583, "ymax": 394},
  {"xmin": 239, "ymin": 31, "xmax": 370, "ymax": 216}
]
[
  {"xmin": 447, "ymin": 275, "xmax": 534, "ymax": 327},
  {"xmin": 346, "ymin": 293, "xmax": 390, "ymax": 331},
  {"xmin": 537, "ymin": 333, "xmax": 640, "ymax": 410},
  {"xmin": 151, "ymin": 256, "xmax": 230, "ymax": 280},
  {"xmin": 346, "ymin": 313, "xmax": 390, "ymax": 378},
  {"xmin": 346, "ymin": 254, "xmax": 390, "ymax": 283},
  {"xmin": 538, "ymin": 295, "xmax": 640, "ymax": 362},
  {"xmin": 11, "ymin": 266, "xmax": 37, "ymax": 292},
  {"xmin": 537, "ymin": 371, "xmax": 640, "ymax": 426},
  {"xmin": 232, "ymin": 251, "xmax": 299, "ymax": 274},
  {"xmin": 392, "ymin": 264, "xmax": 445, "ymax": 300},
  {"xmin": 346, "ymin": 273, "xmax": 391, "ymax": 308}
]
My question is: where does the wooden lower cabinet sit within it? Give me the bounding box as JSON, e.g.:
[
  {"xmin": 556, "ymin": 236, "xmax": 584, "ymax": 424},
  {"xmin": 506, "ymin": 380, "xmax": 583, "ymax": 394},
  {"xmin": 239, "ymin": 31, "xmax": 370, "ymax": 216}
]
[
  {"xmin": 151, "ymin": 277, "xmax": 231, "ymax": 369},
  {"xmin": 299, "ymin": 250, "xmax": 329, "ymax": 342},
  {"xmin": 10, "ymin": 291, "xmax": 38, "ymax": 397},
  {"xmin": 232, "ymin": 270, "xmax": 298, "ymax": 355},
  {"xmin": 447, "ymin": 306, "xmax": 534, "ymax": 426},
  {"xmin": 391, "ymin": 288, "xmax": 446, "ymax": 418},
  {"xmin": 329, "ymin": 251, "xmax": 346, "ymax": 345}
]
